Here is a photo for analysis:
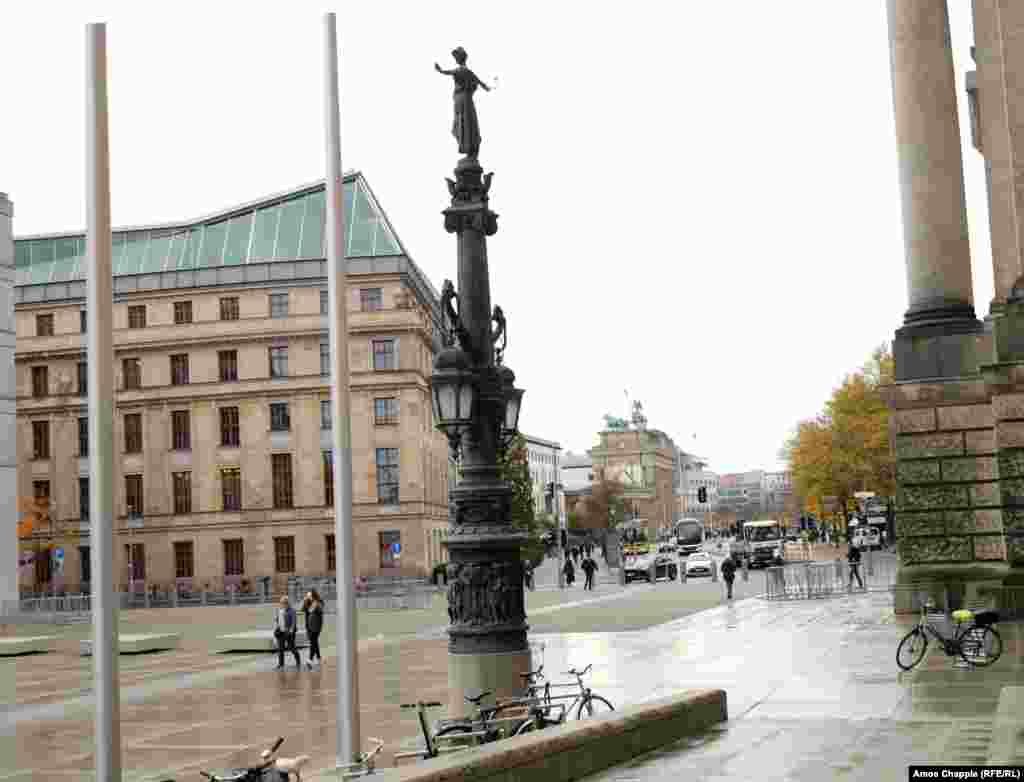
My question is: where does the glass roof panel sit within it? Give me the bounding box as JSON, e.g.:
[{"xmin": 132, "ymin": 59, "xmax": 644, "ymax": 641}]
[
  {"xmin": 372, "ymin": 218, "xmax": 400, "ymax": 255},
  {"xmin": 200, "ymin": 222, "xmax": 227, "ymax": 268},
  {"xmin": 223, "ymin": 213, "xmax": 253, "ymax": 266},
  {"xmin": 164, "ymin": 232, "xmax": 185, "ymax": 271},
  {"xmin": 299, "ymin": 191, "xmax": 325, "ymax": 258},
  {"xmin": 33, "ymin": 239, "xmax": 54, "ymax": 265},
  {"xmin": 179, "ymin": 227, "xmax": 201, "ymax": 270},
  {"xmin": 249, "ymin": 205, "xmax": 280, "ymax": 262},
  {"xmin": 30, "ymin": 260, "xmax": 55, "ymax": 284},
  {"xmin": 118, "ymin": 233, "xmax": 150, "ymax": 276},
  {"xmin": 70, "ymin": 237, "xmax": 85, "ymax": 279},
  {"xmin": 111, "ymin": 234, "xmax": 127, "ymax": 272},
  {"xmin": 347, "ymin": 182, "xmax": 374, "ymax": 256},
  {"xmin": 275, "ymin": 197, "xmax": 305, "ymax": 259},
  {"xmin": 14, "ymin": 241, "xmax": 31, "ymax": 268},
  {"xmin": 143, "ymin": 235, "xmax": 171, "ymax": 273}
]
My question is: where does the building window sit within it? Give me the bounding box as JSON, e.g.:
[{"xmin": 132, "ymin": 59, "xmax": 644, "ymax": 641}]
[
  {"xmin": 36, "ymin": 313, "xmax": 54, "ymax": 337},
  {"xmin": 360, "ymin": 288, "xmax": 383, "ymax": 311},
  {"xmin": 80, "ymin": 545, "xmax": 91, "ymax": 584},
  {"xmin": 272, "ymin": 453, "xmax": 294, "ymax": 509},
  {"xmin": 220, "ymin": 407, "xmax": 240, "ymax": 447},
  {"xmin": 268, "ymin": 346, "xmax": 288, "ymax": 378},
  {"xmin": 172, "ymin": 410, "xmax": 191, "ymax": 450},
  {"xmin": 270, "ymin": 402, "xmax": 290, "ymax": 432},
  {"xmin": 79, "ymin": 417, "xmax": 89, "ymax": 457},
  {"xmin": 374, "ymin": 398, "xmax": 399, "ymax": 425},
  {"xmin": 125, "ymin": 543, "xmax": 146, "ymax": 582},
  {"xmin": 372, "ymin": 339, "xmax": 396, "ymax": 371},
  {"xmin": 80, "ymin": 477, "xmax": 90, "ymax": 521},
  {"xmin": 31, "ymin": 366, "xmax": 48, "ymax": 397},
  {"xmin": 172, "ymin": 472, "xmax": 192, "ymax": 514},
  {"xmin": 320, "ymin": 289, "xmax": 328, "ymax": 315},
  {"xmin": 78, "ymin": 362, "xmax": 88, "ymax": 396},
  {"xmin": 379, "ymin": 530, "xmax": 401, "ymax": 569},
  {"xmin": 324, "ymin": 450, "xmax": 334, "ymax": 506},
  {"xmin": 221, "ymin": 468, "xmax": 242, "ymax": 511},
  {"xmin": 376, "ymin": 447, "xmax": 400, "ymax": 505},
  {"xmin": 128, "ymin": 305, "xmax": 147, "ymax": 329},
  {"xmin": 223, "ymin": 538, "xmax": 244, "ymax": 576},
  {"xmin": 124, "ymin": 413, "xmax": 142, "ymax": 453},
  {"xmin": 326, "ymin": 534, "xmax": 336, "ymax": 572},
  {"xmin": 174, "ymin": 301, "xmax": 193, "ymax": 324},
  {"xmin": 320, "ymin": 341, "xmax": 330, "ymax": 376},
  {"xmin": 34, "ymin": 480, "xmax": 51, "ymax": 508},
  {"xmin": 320, "ymin": 400, "xmax": 331, "ymax": 430},
  {"xmin": 274, "ymin": 537, "xmax": 296, "ymax": 573},
  {"xmin": 269, "ymin": 293, "xmax": 289, "ymax": 318},
  {"xmin": 80, "ymin": 310, "xmax": 87, "ymax": 334},
  {"xmin": 125, "ymin": 474, "xmax": 144, "ymax": 517},
  {"xmin": 122, "ymin": 358, "xmax": 141, "ymax": 390},
  {"xmin": 174, "ymin": 541, "xmax": 194, "ymax": 579},
  {"xmin": 218, "ymin": 350, "xmax": 238, "ymax": 382},
  {"xmin": 170, "ymin": 354, "xmax": 189, "ymax": 385},
  {"xmin": 220, "ymin": 297, "xmax": 239, "ymax": 321},
  {"xmin": 32, "ymin": 421, "xmax": 50, "ymax": 460}
]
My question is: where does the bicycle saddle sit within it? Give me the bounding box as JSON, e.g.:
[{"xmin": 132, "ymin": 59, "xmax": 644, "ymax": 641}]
[
  {"xmin": 519, "ymin": 666, "xmax": 543, "ymax": 680},
  {"xmin": 464, "ymin": 689, "xmax": 492, "ymax": 705},
  {"xmin": 952, "ymin": 609, "xmax": 974, "ymax": 624}
]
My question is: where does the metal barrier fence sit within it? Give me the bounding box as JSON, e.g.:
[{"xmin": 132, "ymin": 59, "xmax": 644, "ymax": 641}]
[{"xmin": 763, "ymin": 553, "xmax": 899, "ymax": 600}]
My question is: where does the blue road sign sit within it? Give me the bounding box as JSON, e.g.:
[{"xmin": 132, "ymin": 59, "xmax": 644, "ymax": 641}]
[{"xmin": 392, "ymin": 542, "xmax": 401, "ymax": 554}]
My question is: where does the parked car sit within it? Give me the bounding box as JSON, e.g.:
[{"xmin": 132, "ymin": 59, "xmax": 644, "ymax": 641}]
[
  {"xmin": 623, "ymin": 547, "xmax": 679, "ymax": 583},
  {"xmin": 684, "ymin": 551, "xmax": 714, "ymax": 578}
]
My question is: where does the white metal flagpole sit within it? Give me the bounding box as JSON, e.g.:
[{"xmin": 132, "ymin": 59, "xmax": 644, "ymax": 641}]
[
  {"xmin": 323, "ymin": 12, "xmax": 360, "ymax": 768},
  {"xmin": 86, "ymin": 21, "xmax": 122, "ymax": 782}
]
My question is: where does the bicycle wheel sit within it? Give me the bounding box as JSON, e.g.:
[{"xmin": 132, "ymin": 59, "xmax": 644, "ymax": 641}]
[
  {"xmin": 896, "ymin": 628, "xmax": 928, "ymax": 671},
  {"xmin": 960, "ymin": 626, "xmax": 1002, "ymax": 667},
  {"xmin": 489, "ymin": 704, "xmax": 530, "ymax": 738},
  {"xmin": 513, "ymin": 717, "xmax": 556, "ymax": 736},
  {"xmin": 435, "ymin": 724, "xmax": 476, "ymax": 749},
  {"xmin": 576, "ymin": 695, "xmax": 615, "ymax": 720}
]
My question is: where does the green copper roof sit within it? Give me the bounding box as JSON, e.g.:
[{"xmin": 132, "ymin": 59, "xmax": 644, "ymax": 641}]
[{"xmin": 13, "ymin": 174, "xmax": 403, "ymax": 286}]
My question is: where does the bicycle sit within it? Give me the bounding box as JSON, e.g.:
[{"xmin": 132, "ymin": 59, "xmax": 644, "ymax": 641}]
[
  {"xmin": 394, "ymin": 701, "xmax": 482, "ymax": 764},
  {"xmin": 896, "ymin": 599, "xmax": 1003, "ymax": 671},
  {"xmin": 157, "ymin": 736, "xmax": 308, "ymax": 781},
  {"xmin": 512, "ymin": 664, "xmax": 614, "ymax": 736},
  {"xmin": 432, "ymin": 666, "xmax": 555, "ymax": 743}
]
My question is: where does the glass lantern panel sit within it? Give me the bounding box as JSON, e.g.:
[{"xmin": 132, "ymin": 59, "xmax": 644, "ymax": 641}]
[
  {"xmin": 437, "ymin": 384, "xmax": 457, "ymax": 423},
  {"xmin": 458, "ymin": 384, "xmax": 474, "ymax": 421}
]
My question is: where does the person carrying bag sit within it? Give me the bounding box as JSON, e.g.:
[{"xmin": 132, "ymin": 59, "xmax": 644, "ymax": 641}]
[{"xmin": 273, "ymin": 595, "xmax": 301, "ymax": 670}]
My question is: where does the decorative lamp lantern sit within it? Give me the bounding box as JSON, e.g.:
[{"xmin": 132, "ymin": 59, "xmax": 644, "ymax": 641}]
[
  {"xmin": 431, "ymin": 346, "xmax": 475, "ymax": 445},
  {"xmin": 496, "ymin": 364, "xmax": 524, "ymax": 445}
]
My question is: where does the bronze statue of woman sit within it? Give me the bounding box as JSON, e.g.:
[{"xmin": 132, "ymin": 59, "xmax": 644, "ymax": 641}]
[{"xmin": 434, "ymin": 47, "xmax": 491, "ymax": 160}]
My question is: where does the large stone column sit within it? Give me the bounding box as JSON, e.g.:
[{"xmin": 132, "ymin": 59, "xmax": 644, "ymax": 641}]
[
  {"xmin": 0, "ymin": 194, "xmax": 16, "ymax": 612},
  {"xmin": 887, "ymin": 0, "xmax": 978, "ymax": 336}
]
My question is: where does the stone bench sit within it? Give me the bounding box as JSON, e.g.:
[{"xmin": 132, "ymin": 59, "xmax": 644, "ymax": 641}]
[
  {"xmin": 80, "ymin": 633, "xmax": 181, "ymax": 656},
  {"xmin": 214, "ymin": 630, "xmax": 309, "ymax": 653},
  {"xmin": 308, "ymin": 688, "xmax": 727, "ymax": 782},
  {"xmin": 0, "ymin": 636, "xmax": 55, "ymax": 656}
]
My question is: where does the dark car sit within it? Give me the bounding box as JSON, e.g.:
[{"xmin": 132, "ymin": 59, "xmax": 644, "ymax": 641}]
[{"xmin": 624, "ymin": 548, "xmax": 679, "ymax": 583}]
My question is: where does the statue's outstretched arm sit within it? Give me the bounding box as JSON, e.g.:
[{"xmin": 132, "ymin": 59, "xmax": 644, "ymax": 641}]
[{"xmin": 435, "ymin": 63, "xmax": 455, "ymax": 75}]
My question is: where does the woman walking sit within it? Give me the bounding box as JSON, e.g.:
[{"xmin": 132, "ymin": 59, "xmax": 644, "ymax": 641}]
[{"xmin": 303, "ymin": 590, "xmax": 324, "ymax": 670}]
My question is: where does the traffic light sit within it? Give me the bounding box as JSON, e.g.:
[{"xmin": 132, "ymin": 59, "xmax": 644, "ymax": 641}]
[{"xmin": 697, "ymin": 486, "xmax": 707, "ymax": 504}]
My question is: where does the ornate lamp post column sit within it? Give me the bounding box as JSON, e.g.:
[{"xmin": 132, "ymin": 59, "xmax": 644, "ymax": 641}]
[{"xmin": 431, "ymin": 47, "xmax": 530, "ymax": 717}]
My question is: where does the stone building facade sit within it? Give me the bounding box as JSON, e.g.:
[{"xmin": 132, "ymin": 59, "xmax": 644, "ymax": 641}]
[
  {"xmin": 13, "ymin": 175, "xmax": 453, "ymax": 595},
  {"xmin": 589, "ymin": 427, "xmax": 677, "ymax": 539},
  {"xmin": 884, "ymin": 0, "xmax": 1024, "ymax": 599}
]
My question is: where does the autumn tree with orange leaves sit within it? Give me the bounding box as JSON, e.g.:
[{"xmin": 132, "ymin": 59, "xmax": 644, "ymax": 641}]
[{"xmin": 781, "ymin": 344, "xmax": 896, "ymax": 523}]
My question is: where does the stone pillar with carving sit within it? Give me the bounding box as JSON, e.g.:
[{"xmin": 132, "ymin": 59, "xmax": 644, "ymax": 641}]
[{"xmin": 441, "ymin": 156, "xmax": 530, "ymax": 717}]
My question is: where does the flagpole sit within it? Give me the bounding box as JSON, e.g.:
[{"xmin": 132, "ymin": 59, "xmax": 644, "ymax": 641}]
[
  {"xmin": 323, "ymin": 12, "xmax": 360, "ymax": 769},
  {"xmin": 86, "ymin": 21, "xmax": 122, "ymax": 781}
]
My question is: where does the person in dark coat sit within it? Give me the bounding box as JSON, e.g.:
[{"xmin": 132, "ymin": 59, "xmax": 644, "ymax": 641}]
[
  {"xmin": 273, "ymin": 595, "xmax": 301, "ymax": 670},
  {"xmin": 847, "ymin": 544, "xmax": 864, "ymax": 590},
  {"xmin": 581, "ymin": 554, "xmax": 598, "ymax": 591},
  {"xmin": 720, "ymin": 557, "xmax": 737, "ymax": 600},
  {"xmin": 303, "ymin": 590, "xmax": 324, "ymax": 670},
  {"xmin": 563, "ymin": 555, "xmax": 575, "ymax": 586}
]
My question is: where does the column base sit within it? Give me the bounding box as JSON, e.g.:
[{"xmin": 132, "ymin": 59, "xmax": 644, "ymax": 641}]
[
  {"xmin": 893, "ymin": 562, "xmax": 1009, "ymax": 613},
  {"xmin": 448, "ymin": 648, "xmax": 531, "ymax": 720}
]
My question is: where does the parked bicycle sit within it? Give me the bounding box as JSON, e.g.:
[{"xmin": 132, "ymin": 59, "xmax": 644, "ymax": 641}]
[
  {"xmin": 155, "ymin": 736, "xmax": 310, "ymax": 781},
  {"xmin": 338, "ymin": 738, "xmax": 385, "ymax": 779},
  {"xmin": 896, "ymin": 599, "xmax": 1003, "ymax": 671},
  {"xmin": 512, "ymin": 664, "xmax": 614, "ymax": 735},
  {"xmin": 394, "ymin": 701, "xmax": 480, "ymax": 764}
]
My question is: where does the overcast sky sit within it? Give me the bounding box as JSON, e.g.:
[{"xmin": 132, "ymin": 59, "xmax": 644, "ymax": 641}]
[{"xmin": 2, "ymin": 2, "xmax": 991, "ymax": 475}]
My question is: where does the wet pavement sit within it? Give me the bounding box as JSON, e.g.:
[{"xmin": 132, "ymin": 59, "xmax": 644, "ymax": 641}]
[{"xmin": 1, "ymin": 564, "xmax": 1020, "ymax": 781}]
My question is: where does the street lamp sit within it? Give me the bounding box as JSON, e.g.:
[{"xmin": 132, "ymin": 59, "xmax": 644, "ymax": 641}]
[{"xmin": 431, "ymin": 46, "xmax": 530, "ymax": 717}]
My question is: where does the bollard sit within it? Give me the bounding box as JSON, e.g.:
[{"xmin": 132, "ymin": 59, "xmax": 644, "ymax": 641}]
[
  {"xmin": 681, "ymin": 561, "xmax": 687, "ymax": 584},
  {"xmin": 171, "ymin": 588, "xmax": 178, "ymax": 608},
  {"xmin": 201, "ymin": 589, "xmax": 208, "ymax": 606},
  {"xmin": 742, "ymin": 558, "xmax": 749, "ymax": 582},
  {"xmin": 866, "ymin": 548, "xmax": 874, "ymax": 578},
  {"xmin": 144, "ymin": 588, "xmax": 151, "ymax": 609},
  {"xmin": 711, "ymin": 560, "xmax": 717, "ymax": 582},
  {"xmin": 649, "ymin": 561, "xmax": 657, "ymax": 584},
  {"xmin": 230, "ymin": 585, "xmax": 238, "ymax": 605}
]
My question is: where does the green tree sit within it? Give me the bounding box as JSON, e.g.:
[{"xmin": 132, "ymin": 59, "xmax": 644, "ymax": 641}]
[{"xmin": 499, "ymin": 434, "xmax": 546, "ymax": 567}]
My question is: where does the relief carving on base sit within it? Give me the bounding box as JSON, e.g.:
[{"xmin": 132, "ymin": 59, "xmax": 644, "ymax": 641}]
[{"xmin": 446, "ymin": 562, "xmax": 525, "ymax": 626}]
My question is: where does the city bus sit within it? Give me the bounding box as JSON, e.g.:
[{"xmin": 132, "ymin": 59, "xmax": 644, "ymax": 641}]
[{"xmin": 673, "ymin": 518, "xmax": 704, "ymax": 557}]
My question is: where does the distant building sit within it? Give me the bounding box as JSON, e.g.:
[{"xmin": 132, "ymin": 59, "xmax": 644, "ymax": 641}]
[
  {"xmin": 523, "ymin": 435, "xmax": 560, "ymax": 517},
  {"xmin": 561, "ymin": 451, "xmax": 593, "ymax": 519},
  {"xmin": 761, "ymin": 470, "xmax": 793, "ymax": 517},
  {"xmin": 717, "ymin": 470, "xmax": 765, "ymax": 518},
  {"xmin": 677, "ymin": 451, "xmax": 718, "ymax": 523}
]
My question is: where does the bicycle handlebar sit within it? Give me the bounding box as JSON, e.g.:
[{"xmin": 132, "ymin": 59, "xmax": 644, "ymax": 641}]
[
  {"xmin": 400, "ymin": 701, "xmax": 443, "ymax": 709},
  {"xmin": 565, "ymin": 664, "xmax": 592, "ymax": 676}
]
